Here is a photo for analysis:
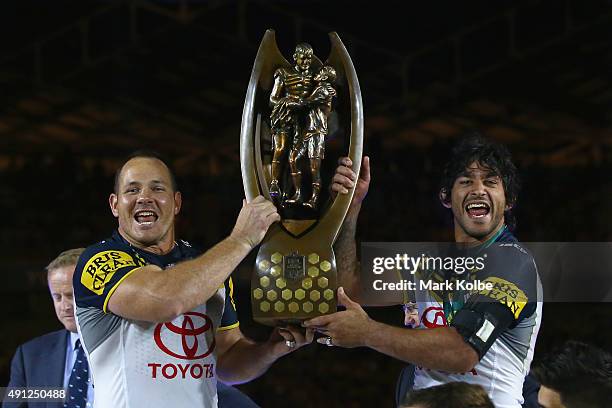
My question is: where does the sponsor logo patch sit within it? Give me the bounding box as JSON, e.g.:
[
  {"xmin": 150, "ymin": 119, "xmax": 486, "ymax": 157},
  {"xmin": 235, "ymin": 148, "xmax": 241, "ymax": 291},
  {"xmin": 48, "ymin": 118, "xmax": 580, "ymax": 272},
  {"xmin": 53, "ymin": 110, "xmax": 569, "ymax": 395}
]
[
  {"xmin": 81, "ymin": 250, "xmax": 137, "ymax": 294},
  {"xmin": 477, "ymin": 277, "xmax": 528, "ymax": 319},
  {"xmin": 154, "ymin": 312, "xmax": 215, "ymax": 360},
  {"xmin": 421, "ymin": 306, "xmax": 448, "ymax": 328}
]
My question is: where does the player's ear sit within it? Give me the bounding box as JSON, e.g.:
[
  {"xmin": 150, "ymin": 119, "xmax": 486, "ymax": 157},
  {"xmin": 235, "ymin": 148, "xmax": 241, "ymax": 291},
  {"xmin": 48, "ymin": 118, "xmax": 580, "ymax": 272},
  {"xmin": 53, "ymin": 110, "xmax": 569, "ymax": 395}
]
[
  {"xmin": 109, "ymin": 193, "xmax": 119, "ymax": 217},
  {"xmin": 439, "ymin": 188, "xmax": 451, "ymax": 209},
  {"xmin": 174, "ymin": 191, "xmax": 182, "ymax": 215},
  {"xmin": 504, "ymin": 194, "xmax": 514, "ymax": 211}
]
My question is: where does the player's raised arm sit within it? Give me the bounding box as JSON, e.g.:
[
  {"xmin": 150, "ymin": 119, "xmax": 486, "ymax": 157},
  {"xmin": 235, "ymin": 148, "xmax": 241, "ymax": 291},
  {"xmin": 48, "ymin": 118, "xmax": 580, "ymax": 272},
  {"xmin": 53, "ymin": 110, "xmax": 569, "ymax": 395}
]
[
  {"xmin": 105, "ymin": 196, "xmax": 279, "ymax": 322},
  {"xmin": 332, "ymin": 156, "xmax": 370, "ymax": 302}
]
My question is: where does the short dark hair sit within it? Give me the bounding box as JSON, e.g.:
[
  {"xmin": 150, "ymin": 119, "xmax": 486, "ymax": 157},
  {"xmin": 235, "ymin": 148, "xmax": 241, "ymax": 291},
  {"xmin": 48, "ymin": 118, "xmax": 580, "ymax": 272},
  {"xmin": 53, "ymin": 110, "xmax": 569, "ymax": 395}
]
[
  {"xmin": 113, "ymin": 150, "xmax": 178, "ymax": 194},
  {"xmin": 440, "ymin": 132, "xmax": 521, "ymax": 228},
  {"xmin": 531, "ymin": 341, "xmax": 612, "ymax": 408},
  {"xmin": 401, "ymin": 382, "xmax": 494, "ymax": 408}
]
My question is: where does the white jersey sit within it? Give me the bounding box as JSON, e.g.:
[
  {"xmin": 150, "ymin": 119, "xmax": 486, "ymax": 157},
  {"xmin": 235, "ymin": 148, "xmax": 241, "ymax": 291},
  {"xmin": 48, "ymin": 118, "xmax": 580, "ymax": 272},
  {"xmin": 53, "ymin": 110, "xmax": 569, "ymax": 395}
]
[
  {"xmin": 412, "ymin": 300, "xmax": 542, "ymax": 407},
  {"xmin": 409, "ymin": 229, "xmax": 543, "ymax": 407},
  {"xmin": 73, "ymin": 232, "xmax": 239, "ymax": 408}
]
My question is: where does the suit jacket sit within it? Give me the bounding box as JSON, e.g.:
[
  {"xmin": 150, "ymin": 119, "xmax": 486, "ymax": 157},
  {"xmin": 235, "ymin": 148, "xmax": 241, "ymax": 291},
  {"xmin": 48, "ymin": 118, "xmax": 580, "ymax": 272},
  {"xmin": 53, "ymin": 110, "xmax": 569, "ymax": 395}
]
[
  {"xmin": 4, "ymin": 329, "xmax": 69, "ymax": 408},
  {"xmin": 217, "ymin": 383, "xmax": 259, "ymax": 408}
]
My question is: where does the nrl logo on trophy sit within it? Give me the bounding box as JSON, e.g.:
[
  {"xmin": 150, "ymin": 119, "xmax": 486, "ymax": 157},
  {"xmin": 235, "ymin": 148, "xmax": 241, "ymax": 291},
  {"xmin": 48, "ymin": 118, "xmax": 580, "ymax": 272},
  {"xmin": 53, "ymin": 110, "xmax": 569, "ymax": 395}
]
[{"xmin": 240, "ymin": 30, "xmax": 363, "ymax": 325}]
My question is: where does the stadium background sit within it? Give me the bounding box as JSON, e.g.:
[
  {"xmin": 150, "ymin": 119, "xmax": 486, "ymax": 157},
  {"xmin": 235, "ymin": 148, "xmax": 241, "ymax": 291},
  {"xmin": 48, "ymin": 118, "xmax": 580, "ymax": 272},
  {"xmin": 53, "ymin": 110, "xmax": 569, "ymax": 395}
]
[{"xmin": 1, "ymin": 1, "xmax": 611, "ymax": 406}]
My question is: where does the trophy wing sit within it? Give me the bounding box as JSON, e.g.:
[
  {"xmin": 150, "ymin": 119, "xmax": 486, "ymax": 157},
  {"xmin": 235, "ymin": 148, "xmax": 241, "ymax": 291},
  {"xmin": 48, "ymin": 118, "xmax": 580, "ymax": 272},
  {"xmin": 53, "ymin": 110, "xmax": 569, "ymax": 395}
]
[
  {"xmin": 317, "ymin": 32, "xmax": 364, "ymax": 244},
  {"xmin": 254, "ymin": 30, "xmax": 291, "ymax": 91},
  {"xmin": 241, "ymin": 30, "xmax": 291, "ymax": 201}
]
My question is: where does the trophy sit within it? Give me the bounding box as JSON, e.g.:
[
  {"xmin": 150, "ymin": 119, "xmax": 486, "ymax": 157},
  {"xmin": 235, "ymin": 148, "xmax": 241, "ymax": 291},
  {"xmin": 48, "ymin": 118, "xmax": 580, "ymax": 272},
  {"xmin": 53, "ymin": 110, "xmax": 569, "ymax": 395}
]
[{"xmin": 240, "ymin": 30, "xmax": 363, "ymax": 325}]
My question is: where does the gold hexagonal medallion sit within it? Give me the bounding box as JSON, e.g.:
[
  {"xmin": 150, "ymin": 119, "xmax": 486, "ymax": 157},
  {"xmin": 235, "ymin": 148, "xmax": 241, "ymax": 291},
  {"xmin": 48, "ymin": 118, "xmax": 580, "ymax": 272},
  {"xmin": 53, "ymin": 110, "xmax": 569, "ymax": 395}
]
[
  {"xmin": 307, "ymin": 266, "xmax": 319, "ymax": 278},
  {"xmin": 266, "ymin": 290, "xmax": 277, "ymax": 301},
  {"xmin": 323, "ymin": 289, "xmax": 334, "ymax": 300},
  {"xmin": 302, "ymin": 278, "xmax": 313, "ymax": 290},
  {"xmin": 281, "ymin": 289, "xmax": 292, "ymax": 300},
  {"xmin": 275, "ymin": 277, "xmax": 287, "ymax": 289},
  {"xmin": 260, "ymin": 301, "xmax": 270, "ymax": 312},
  {"xmin": 294, "ymin": 289, "xmax": 306, "ymax": 300},
  {"xmin": 320, "ymin": 261, "xmax": 331, "ymax": 272},
  {"xmin": 260, "ymin": 276, "xmax": 270, "ymax": 288},
  {"xmin": 309, "ymin": 290, "xmax": 321, "ymax": 302},
  {"xmin": 317, "ymin": 277, "xmax": 329, "ymax": 288},
  {"xmin": 288, "ymin": 302, "xmax": 299, "ymax": 313},
  {"xmin": 274, "ymin": 301, "xmax": 285, "ymax": 312},
  {"xmin": 303, "ymin": 302, "xmax": 314, "ymax": 313},
  {"xmin": 253, "ymin": 288, "xmax": 263, "ymax": 299},
  {"xmin": 270, "ymin": 265, "xmax": 282, "ymax": 277},
  {"xmin": 259, "ymin": 260, "xmax": 271, "ymax": 271},
  {"xmin": 271, "ymin": 252, "xmax": 283, "ymax": 264},
  {"xmin": 307, "ymin": 253, "xmax": 320, "ymax": 264},
  {"xmin": 318, "ymin": 303, "xmax": 329, "ymax": 314}
]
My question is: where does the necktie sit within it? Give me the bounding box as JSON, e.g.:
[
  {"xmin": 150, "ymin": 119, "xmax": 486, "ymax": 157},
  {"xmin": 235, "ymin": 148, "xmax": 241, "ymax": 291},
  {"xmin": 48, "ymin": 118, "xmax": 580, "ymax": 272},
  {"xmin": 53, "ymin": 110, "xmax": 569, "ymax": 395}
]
[{"xmin": 65, "ymin": 339, "xmax": 90, "ymax": 408}]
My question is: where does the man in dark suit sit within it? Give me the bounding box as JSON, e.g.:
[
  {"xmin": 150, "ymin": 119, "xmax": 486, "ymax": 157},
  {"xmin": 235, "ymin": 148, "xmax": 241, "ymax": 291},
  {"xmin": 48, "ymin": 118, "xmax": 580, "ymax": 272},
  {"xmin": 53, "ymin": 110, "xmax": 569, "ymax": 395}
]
[{"xmin": 4, "ymin": 248, "xmax": 92, "ymax": 408}]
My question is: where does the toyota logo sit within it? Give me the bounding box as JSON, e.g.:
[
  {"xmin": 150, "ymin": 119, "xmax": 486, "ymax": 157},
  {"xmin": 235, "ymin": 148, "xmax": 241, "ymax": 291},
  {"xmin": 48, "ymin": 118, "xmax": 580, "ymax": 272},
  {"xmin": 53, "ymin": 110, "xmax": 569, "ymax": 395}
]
[
  {"xmin": 421, "ymin": 306, "xmax": 447, "ymax": 328},
  {"xmin": 154, "ymin": 312, "xmax": 215, "ymax": 360}
]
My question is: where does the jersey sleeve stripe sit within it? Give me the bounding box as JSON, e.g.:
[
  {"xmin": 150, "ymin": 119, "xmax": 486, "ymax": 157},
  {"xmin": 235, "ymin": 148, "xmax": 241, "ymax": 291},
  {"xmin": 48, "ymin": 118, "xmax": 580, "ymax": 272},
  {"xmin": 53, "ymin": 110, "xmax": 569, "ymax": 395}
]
[
  {"xmin": 217, "ymin": 322, "xmax": 240, "ymax": 332},
  {"xmin": 102, "ymin": 266, "xmax": 143, "ymax": 313}
]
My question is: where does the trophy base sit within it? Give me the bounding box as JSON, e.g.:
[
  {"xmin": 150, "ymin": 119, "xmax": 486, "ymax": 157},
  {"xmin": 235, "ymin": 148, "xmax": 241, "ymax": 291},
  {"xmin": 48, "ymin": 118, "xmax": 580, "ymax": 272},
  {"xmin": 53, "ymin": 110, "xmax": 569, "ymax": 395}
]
[{"xmin": 251, "ymin": 228, "xmax": 337, "ymax": 327}]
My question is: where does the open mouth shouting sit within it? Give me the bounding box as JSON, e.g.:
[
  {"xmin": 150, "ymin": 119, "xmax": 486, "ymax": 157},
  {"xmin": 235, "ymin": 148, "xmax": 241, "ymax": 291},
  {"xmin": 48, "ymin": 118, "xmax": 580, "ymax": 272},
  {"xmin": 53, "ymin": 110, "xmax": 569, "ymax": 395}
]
[
  {"xmin": 465, "ymin": 201, "xmax": 491, "ymax": 219},
  {"xmin": 134, "ymin": 209, "xmax": 159, "ymax": 226}
]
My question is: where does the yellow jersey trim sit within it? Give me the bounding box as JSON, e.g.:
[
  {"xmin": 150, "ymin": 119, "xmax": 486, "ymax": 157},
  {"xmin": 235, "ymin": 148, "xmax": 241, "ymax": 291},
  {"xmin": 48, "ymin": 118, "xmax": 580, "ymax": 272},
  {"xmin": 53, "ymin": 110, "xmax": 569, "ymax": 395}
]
[{"xmin": 217, "ymin": 322, "xmax": 240, "ymax": 332}]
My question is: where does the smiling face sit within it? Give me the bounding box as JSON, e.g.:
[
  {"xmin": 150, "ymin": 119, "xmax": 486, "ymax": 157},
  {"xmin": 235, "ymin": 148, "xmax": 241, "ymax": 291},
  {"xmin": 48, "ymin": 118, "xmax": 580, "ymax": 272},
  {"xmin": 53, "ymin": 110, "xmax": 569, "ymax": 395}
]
[
  {"xmin": 110, "ymin": 157, "xmax": 182, "ymax": 253},
  {"xmin": 443, "ymin": 161, "xmax": 508, "ymax": 243},
  {"xmin": 48, "ymin": 265, "xmax": 77, "ymax": 333},
  {"xmin": 293, "ymin": 44, "xmax": 313, "ymax": 72}
]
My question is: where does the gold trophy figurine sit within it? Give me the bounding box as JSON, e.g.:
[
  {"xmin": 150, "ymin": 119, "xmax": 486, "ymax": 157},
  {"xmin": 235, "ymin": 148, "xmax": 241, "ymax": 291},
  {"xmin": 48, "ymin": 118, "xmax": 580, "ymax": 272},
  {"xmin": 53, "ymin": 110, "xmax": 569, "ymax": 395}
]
[
  {"xmin": 268, "ymin": 43, "xmax": 314, "ymax": 202},
  {"xmin": 285, "ymin": 65, "xmax": 337, "ymax": 209},
  {"xmin": 240, "ymin": 30, "xmax": 362, "ymax": 326}
]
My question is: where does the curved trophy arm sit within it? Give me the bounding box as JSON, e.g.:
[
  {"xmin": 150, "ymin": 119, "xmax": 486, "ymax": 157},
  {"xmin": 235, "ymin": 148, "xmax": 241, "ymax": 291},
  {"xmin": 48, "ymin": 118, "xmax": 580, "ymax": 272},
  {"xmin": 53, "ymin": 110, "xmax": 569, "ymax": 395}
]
[
  {"xmin": 240, "ymin": 29, "xmax": 290, "ymax": 201},
  {"xmin": 316, "ymin": 32, "xmax": 364, "ymax": 244},
  {"xmin": 240, "ymin": 56, "xmax": 261, "ymax": 202}
]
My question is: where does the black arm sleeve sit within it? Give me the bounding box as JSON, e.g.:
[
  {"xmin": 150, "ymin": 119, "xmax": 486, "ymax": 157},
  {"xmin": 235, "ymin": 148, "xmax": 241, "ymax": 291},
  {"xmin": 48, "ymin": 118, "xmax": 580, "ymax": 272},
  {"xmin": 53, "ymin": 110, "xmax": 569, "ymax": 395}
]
[
  {"xmin": 451, "ymin": 295, "xmax": 515, "ymax": 359},
  {"xmin": 451, "ymin": 242, "xmax": 540, "ymax": 359}
]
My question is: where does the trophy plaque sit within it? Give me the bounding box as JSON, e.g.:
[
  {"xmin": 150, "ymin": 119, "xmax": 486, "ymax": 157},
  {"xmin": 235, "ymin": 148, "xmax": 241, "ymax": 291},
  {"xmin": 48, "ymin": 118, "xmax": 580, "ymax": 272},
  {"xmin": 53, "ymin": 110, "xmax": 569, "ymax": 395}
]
[{"xmin": 240, "ymin": 29, "xmax": 363, "ymax": 326}]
